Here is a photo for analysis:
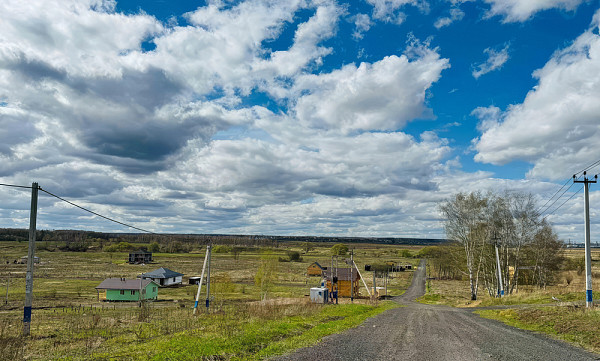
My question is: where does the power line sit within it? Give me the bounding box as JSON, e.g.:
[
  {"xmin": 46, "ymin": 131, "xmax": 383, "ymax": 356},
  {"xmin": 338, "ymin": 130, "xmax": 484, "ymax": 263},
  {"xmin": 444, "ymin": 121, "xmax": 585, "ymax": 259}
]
[
  {"xmin": 542, "ymin": 184, "xmax": 584, "ymax": 221},
  {"xmin": 0, "ymin": 183, "xmax": 35, "ymax": 190},
  {"xmin": 39, "ymin": 187, "xmax": 156, "ymax": 234},
  {"xmin": 574, "ymin": 159, "xmax": 600, "ymax": 177},
  {"xmin": 536, "ymin": 177, "xmax": 573, "ymax": 216}
]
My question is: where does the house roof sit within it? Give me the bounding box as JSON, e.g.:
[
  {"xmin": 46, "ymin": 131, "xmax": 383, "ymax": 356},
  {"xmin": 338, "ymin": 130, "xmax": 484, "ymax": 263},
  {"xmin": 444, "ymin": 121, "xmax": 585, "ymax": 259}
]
[
  {"xmin": 130, "ymin": 249, "xmax": 151, "ymax": 255},
  {"xmin": 323, "ymin": 268, "xmax": 360, "ymax": 282},
  {"xmin": 96, "ymin": 278, "xmax": 156, "ymax": 290},
  {"xmin": 139, "ymin": 267, "xmax": 184, "ymax": 279},
  {"xmin": 309, "ymin": 261, "xmax": 325, "ymax": 270}
]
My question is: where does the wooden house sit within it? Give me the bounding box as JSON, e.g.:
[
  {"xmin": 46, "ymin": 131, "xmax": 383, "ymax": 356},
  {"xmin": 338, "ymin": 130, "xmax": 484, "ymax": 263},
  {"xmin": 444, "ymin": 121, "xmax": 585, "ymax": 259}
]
[
  {"xmin": 95, "ymin": 278, "xmax": 158, "ymax": 301},
  {"xmin": 307, "ymin": 261, "xmax": 328, "ymax": 276},
  {"xmin": 139, "ymin": 267, "xmax": 184, "ymax": 287},
  {"xmin": 323, "ymin": 268, "xmax": 360, "ymax": 298},
  {"xmin": 128, "ymin": 250, "xmax": 153, "ymax": 264}
]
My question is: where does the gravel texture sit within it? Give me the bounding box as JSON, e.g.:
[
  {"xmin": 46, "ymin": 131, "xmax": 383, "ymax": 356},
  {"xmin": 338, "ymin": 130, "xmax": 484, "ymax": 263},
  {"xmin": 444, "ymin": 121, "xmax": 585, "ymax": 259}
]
[{"xmin": 276, "ymin": 259, "xmax": 600, "ymax": 361}]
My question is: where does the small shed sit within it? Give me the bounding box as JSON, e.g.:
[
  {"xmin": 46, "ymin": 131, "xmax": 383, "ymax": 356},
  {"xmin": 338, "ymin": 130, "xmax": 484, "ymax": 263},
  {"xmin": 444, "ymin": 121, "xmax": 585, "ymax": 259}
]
[
  {"xmin": 188, "ymin": 276, "xmax": 201, "ymax": 285},
  {"xmin": 139, "ymin": 267, "xmax": 184, "ymax": 287},
  {"xmin": 307, "ymin": 261, "xmax": 328, "ymax": 276},
  {"xmin": 129, "ymin": 250, "xmax": 153, "ymax": 264},
  {"xmin": 95, "ymin": 278, "xmax": 158, "ymax": 301},
  {"xmin": 310, "ymin": 287, "xmax": 328, "ymax": 304},
  {"xmin": 323, "ymin": 268, "xmax": 360, "ymax": 298}
]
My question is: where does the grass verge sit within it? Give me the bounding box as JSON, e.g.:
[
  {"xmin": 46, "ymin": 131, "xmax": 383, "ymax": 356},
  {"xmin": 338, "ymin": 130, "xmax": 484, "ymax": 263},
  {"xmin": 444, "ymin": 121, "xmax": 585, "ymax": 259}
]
[{"xmin": 476, "ymin": 307, "xmax": 600, "ymax": 354}]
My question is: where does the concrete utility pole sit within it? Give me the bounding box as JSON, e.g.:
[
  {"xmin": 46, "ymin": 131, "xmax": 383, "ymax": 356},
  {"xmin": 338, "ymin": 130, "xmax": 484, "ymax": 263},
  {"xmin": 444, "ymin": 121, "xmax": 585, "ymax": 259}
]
[
  {"xmin": 193, "ymin": 245, "xmax": 210, "ymax": 314},
  {"xmin": 205, "ymin": 244, "xmax": 212, "ymax": 311},
  {"xmin": 350, "ymin": 250, "xmax": 354, "ymax": 302},
  {"xmin": 491, "ymin": 233, "xmax": 504, "ymax": 297},
  {"xmin": 23, "ymin": 182, "xmax": 38, "ymax": 336},
  {"xmin": 574, "ymin": 172, "xmax": 597, "ymax": 308}
]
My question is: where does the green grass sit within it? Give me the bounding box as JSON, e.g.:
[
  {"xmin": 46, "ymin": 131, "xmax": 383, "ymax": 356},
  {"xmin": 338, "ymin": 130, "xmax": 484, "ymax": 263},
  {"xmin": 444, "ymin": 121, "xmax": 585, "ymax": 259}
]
[{"xmin": 476, "ymin": 307, "xmax": 600, "ymax": 354}]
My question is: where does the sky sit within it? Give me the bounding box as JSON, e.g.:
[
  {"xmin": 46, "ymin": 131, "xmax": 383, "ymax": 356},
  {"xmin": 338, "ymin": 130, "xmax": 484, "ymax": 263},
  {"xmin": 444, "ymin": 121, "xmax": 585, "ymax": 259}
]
[{"xmin": 1, "ymin": 0, "xmax": 600, "ymax": 241}]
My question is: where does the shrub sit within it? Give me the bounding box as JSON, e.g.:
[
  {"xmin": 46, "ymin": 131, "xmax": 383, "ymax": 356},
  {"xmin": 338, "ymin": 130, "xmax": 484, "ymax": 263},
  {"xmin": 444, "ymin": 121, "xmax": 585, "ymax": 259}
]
[{"xmin": 398, "ymin": 249, "xmax": 412, "ymax": 258}]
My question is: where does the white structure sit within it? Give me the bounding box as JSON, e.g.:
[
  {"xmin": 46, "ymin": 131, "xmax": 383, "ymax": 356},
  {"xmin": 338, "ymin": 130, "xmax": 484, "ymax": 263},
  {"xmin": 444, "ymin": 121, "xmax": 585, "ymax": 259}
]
[
  {"xmin": 310, "ymin": 287, "xmax": 328, "ymax": 304},
  {"xmin": 139, "ymin": 267, "xmax": 184, "ymax": 287}
]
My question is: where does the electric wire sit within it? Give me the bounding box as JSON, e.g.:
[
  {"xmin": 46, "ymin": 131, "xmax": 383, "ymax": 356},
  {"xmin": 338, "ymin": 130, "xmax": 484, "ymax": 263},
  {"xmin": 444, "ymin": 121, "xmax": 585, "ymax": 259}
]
[
  {"xmin": 538, "ymin": 182, "xmax": 576, "ymax": 216},
  {"xmin": 542, "ymin": 185, "xmax": 584, "ymax": 221},
  {"xmin": 39, "ymin": 187, "xmax": 156, "ymax": 234},
  {"xmin": 536, "ymin": 177, "xmax": 573, "ymax": 216},
  {"xmin": 0, "ymin": 182, "xmax": 34, "ymax": 190},
  {"xmin": 574, "ymin": 158, "xmax": 600, "ymax": 177}
]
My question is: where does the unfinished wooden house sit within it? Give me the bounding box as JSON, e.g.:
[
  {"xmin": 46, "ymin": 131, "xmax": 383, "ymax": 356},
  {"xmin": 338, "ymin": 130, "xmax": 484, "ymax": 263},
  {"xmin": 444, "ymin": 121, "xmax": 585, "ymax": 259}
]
[
  {"xmin": 323, "ymin": 268, "xmax": 360, "ymax": 298},
  {"xmin": 307, "ymin": 261, "xmax": 328, "ymax": 276},
  {"xmin": 128, "ymin": 249, "xmax": 153, "ymax": 264}
]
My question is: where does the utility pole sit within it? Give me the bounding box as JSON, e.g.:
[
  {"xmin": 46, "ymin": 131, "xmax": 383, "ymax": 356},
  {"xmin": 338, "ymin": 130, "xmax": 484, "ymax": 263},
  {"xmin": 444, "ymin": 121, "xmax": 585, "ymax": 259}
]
[
  {"xmin": 6, "ymin": 272, "xmax": 10, "ymax": 305},
  {"xmin": 205, "ymin": 244, "xmax": 212, "ymax": 311},
  {"xmin": 574, "ymin": 171, "xmax": 597, "ymax": 308},
  {"xmin": 23, "ymin": 182, "xmax": 38, "ymax": 336},
  {"xmin": 350, "ymin": 250, "xmax": 354, "ymax": 303},
  {"xmin": 491, "ymin": 233, "xmax": 504, "ymax": 297},
  {"xmin": 193, "ymin": 245, "xmax": 210, "ymax": 315}
]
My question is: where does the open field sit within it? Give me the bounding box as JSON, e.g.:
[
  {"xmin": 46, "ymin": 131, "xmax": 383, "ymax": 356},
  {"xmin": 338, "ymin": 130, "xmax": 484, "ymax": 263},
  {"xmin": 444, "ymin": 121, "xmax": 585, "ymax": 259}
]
[{"xmin": 0, "ymin": 241, "xmax": 419, "ymax": 360}]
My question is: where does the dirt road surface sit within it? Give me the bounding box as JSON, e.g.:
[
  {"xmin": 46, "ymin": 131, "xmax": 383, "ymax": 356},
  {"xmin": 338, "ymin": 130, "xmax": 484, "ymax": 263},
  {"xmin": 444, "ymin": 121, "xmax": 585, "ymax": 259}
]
[{"xmin": 276, "ymin": 260, "xmax": 600, "ymax": 361}]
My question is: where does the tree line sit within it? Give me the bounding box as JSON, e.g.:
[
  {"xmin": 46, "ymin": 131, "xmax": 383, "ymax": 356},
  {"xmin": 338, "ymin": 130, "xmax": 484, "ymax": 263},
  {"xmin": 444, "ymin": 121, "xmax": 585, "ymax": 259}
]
[{"xmin": 437, "ymin": 191, "xmax": 565, "ymax": 300}]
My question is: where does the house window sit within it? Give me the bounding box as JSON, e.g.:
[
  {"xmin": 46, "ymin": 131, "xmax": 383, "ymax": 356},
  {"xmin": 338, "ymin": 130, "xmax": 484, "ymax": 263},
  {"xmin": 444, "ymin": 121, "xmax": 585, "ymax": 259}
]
[
  {"xmin": 131, "ymin": 290, "xmax": 136, "ymax": 295},
  {"xmin": 153, "ymin": 287, "xmax": 157, "ymax": 292},
  {"xmin": 120, "ymin": 290, "xmax": 124, "ymax": 295}
]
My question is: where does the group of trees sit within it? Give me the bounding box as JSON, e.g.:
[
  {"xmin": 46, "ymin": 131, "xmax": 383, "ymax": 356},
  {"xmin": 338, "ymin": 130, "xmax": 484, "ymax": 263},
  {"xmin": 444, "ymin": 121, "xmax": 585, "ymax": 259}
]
[{"xmin": 440, "ymin": 191, "xmax": 564, "ymax": 300}]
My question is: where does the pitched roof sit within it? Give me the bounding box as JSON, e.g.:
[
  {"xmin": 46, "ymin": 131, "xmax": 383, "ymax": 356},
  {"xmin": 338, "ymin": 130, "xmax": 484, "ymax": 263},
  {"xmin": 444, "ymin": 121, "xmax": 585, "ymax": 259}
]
[
  {"xmin": 323, "ymin": 268, "xmax": 360, "ymax": 281},
  {"xmin": 139, "ymin": 267, "xmax": 184, "ymax": 279},
  {"xmin": 96, "ymin": 278, "xmax": 155, "ymax": 290},
  {"xmin": 309, "ymin": 262, "xmax": 325, "ymax": 269}
]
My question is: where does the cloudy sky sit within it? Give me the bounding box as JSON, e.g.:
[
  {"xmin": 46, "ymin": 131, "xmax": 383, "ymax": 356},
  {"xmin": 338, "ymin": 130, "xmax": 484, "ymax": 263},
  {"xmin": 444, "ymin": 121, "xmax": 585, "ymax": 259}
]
[{"xmin": 1, "ymin": 0, "xmax": 600, "ymax": 241}]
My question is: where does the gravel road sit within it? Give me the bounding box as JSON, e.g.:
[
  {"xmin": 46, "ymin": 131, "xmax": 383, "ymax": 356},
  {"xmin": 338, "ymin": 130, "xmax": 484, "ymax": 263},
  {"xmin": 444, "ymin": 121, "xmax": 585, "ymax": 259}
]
[{"xmin": 276, "ymin": 259, "xmax": 600, "ymax": 361}]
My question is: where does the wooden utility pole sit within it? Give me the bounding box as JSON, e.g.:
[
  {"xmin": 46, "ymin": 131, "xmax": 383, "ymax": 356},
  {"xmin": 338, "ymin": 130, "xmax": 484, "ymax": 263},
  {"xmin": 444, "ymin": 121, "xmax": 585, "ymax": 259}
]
[
  {"xmin": 23, "ymin": 182, "xmax": 38, "ymax": 336},
  {"xmin": 574, "ymin": 172, "xmax": 597, "ymax": 308}
]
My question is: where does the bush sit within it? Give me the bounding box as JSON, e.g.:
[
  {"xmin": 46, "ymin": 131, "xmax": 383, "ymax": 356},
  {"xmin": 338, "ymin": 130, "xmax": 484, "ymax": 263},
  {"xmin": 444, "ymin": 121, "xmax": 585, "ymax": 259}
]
[
  {"xmin": 398, "ymin": 249, "xmax": 412, "ymax": 258},
  {"xmin": 104, "ymin": 242, "xmax": 134, "ymax": 252},
  {"xmin": 212, "ymin": 245, "xmax": 232, "ymax": 253},
  {"xmin": 148, "ymin": 242, "xmax": 160, "ymax": 253}
]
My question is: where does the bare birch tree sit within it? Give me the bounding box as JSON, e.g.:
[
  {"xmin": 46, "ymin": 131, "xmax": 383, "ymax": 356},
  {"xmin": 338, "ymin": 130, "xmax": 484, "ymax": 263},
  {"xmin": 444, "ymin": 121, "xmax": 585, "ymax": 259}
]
[{"xmin": 440, "ymin": 192, "xmax": 489, "ymax": 300}]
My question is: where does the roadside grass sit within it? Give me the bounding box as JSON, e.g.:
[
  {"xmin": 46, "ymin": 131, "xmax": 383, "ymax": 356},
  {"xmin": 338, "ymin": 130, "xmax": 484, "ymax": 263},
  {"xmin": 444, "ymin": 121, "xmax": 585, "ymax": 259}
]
[{"xmin": 476, "ymin": 307, "xmax": 600, "ymax": 354}]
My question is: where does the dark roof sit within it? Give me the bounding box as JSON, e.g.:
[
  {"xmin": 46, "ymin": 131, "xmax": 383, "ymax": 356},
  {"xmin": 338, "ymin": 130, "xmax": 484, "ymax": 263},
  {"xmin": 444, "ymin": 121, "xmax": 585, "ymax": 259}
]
[
  {"xmin": 130, "ymin": 249, "xmax": 151, "ymax": 254},
  {"xmin": 96, "ymin": 278, "xmax": 156, "ymax": 290},
  {"xmin": 309, "ymin": 262, "xmax": 325, "ymax": 270},
  {"xmin": 323, "ymin": 268, "xmax": 360, "ymax": 281},
  {"xmin": 139, "ymin": 267, "xmax": 184, "ymax": 279}
]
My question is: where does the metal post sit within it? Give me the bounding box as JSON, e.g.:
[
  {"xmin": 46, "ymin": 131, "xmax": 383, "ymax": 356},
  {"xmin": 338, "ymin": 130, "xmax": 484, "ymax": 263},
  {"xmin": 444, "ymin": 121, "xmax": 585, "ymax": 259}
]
[
  {"xmin": 193, "ymin": 246, "xmax": 210, "ymax": 314},
  {"xmin": 205, "ymin": 245, "xmax": 211, "ymax": 311},
  {"xmin": 575, "ymin": 172, "xmax": 597, "ymax": 308},
  {"xmin": 495, "ymin": 244, "xmax": 504, "ymax": 297},
  {"xmin": 23, "ymin": 182, "xmax": 38, "ymax": 336},
  {"xmin": 350, "ymin": 250, "xmax": 354, "ymax": 302}
]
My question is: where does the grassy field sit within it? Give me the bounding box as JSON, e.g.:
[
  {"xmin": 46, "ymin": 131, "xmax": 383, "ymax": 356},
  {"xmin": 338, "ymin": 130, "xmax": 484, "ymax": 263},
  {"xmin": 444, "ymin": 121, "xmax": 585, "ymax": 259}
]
[{"xmin": 0, "ymin": 241, "xmax": 419, "ymax": 360}]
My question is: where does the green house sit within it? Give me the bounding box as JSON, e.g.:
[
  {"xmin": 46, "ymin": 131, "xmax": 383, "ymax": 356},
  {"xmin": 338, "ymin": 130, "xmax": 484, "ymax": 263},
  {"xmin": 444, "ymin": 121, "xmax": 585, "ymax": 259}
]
[{"xmin": 95, "ymin": 278, "xmax": 159, "ymax": 301}]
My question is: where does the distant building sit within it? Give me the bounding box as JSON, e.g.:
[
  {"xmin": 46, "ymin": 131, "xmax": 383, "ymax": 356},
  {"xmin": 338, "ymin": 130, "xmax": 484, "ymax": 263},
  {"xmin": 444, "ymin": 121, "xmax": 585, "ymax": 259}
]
[
  {"xmin": 128, "ymin": 250, "xmax": 153, "ymax": 264},
  {"xmin": 95, "ymin": 278, "xmax": 158, "ymax": 301},
  {"xmin": 17, "ymin": 256, "xmax": 40, "ymax": 264},
  {"xmin": 139, "ymin": 267, "xmax": 184, "ymax": 287},
  {"xmin": 307, "ymin": 261, "xmax": 328, "ymax": 276}
]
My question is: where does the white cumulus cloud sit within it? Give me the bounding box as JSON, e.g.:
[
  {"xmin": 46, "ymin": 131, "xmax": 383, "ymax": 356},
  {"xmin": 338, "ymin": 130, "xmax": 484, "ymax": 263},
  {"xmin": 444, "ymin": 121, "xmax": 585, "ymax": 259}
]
[{"xmin": 472, "ymin": 44, "xmax": 510, "ymax": 79}]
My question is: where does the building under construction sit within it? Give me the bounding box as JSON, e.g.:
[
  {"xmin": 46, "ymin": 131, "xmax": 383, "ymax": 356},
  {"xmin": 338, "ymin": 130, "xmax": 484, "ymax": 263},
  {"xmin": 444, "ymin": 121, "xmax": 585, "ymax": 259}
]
[{"xmin": 323, "ymin": 268, "xmax": 360, "ymax": 298}]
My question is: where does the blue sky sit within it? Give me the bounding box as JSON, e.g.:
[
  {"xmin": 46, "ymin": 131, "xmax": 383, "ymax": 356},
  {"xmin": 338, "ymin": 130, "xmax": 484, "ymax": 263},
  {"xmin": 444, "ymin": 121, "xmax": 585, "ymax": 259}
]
[{"xmin": 1, "ymin": 0, "xmax": 600, "ymax": 240}]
